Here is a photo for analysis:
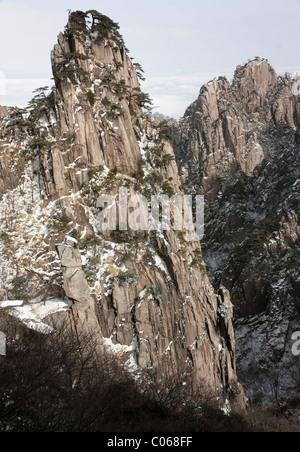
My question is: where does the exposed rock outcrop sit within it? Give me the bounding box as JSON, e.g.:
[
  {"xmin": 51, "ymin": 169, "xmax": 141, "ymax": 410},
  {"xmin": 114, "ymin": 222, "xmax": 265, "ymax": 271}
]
[
  {"xmin": 0, "ymin": 11, "xmax": 243, "ymax": 408},
  {"xmin": 172, "ymin": 58, "xmax": 300, "ymax": 404}
]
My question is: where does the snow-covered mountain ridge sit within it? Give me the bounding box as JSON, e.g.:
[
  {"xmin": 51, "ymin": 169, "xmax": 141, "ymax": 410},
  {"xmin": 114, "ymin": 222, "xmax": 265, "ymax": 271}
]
[
  {"xmin": 0, "ymin": 10, "xmax": 245, "ymax": 409},
  {"xmin": 172, "ymin": 58, "xmax": 300, "ymax": 404}
]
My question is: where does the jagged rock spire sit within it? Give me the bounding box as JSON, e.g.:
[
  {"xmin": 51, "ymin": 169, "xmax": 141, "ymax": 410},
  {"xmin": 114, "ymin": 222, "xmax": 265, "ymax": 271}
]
[{"xmin": 0, "ymin": 11, "xmax": 245, "ymax": 410}]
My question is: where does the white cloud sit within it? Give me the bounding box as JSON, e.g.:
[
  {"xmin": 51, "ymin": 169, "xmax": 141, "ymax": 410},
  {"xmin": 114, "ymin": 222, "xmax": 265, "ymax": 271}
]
[
  {"xmin": 0, "ymin": 78, "xmax": 52, "ymax": 108},
  {"xmin": 0, "ymin": 71, "xmax": 5, "ymax": 96},
  {"xmin": 0, "ymin": 1, "xmax": 62, "ymax": 78},
  {"xmin": 142, "ymin": 72, "xmax": 233, "ymax": 118},
  {"xmin": 0, "ymin": 0, "xmax": 299, "ymax": 117}
]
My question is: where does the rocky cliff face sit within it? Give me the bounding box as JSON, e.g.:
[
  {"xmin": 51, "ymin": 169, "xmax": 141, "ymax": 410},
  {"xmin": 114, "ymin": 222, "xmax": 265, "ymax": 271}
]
[
  {"xmin": 173, "ymin": 58, "xmax": 300, "ymax": 404},
  {"xmin": 0, "ymin": 11, "xmax": 244, "ymax": 408}
]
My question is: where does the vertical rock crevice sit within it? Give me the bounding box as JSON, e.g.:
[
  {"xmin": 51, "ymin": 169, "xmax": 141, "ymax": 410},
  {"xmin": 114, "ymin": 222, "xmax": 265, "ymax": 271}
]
[
  {"xmin": 0, "ymin": 10, "xmax": 243, "ymax": 409},
  {"xmin": 172, "ymin": 57, "xmax": 300, "ymax": 404}
]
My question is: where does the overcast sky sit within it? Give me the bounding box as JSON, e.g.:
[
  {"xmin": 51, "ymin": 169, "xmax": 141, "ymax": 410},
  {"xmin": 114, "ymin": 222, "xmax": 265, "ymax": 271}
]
[{"xmin": 1, "ymin": 0, "xmax": 300, "ymax": 118}]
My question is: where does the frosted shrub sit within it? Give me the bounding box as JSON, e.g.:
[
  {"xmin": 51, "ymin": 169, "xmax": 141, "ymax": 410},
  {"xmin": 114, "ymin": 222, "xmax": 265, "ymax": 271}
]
[
  {"xmin": 228, "ymin": 381, "xmax": 242, "ymax": 397},
  {"xmin": 218, "ymin": 302, "xmax": 233, "ymax": 319},
  {"xmin": 117, "ymin": 269, "xmax": 139, "ymax": 287}
]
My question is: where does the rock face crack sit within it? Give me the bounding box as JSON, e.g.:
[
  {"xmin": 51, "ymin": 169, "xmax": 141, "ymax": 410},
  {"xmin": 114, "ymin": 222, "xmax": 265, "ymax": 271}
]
[
  {"xmin": 0, "ymin": 10, "xmax": 244, "ymax": 409},
  {"xmin": 172, "ymin": 57, "xmax": 300, "ymax": 403}
]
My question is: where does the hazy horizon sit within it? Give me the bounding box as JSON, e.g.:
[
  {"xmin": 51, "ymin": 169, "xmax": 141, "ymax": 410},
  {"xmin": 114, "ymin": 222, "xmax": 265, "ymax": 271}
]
[{"xmin": 1, "ymin": 0, "xmax": 300, "ymax": 118}]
